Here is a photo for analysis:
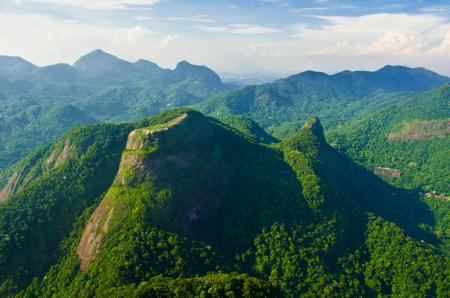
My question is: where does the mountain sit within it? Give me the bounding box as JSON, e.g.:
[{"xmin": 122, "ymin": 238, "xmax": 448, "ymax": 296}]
[
  {"xmin": 73, "ymin": 49, "xmax": 164, "ymax": 81},
  {"xmin": 0, "ymin": 109, "xmax": 447, "ymax": 297},
  {"xmin": 332, "ymin": 65, "xmax": 449, "ymax": 94},
  {"xmin": 74, "ymin": 49, "xmax": 138, "ymax": 77},
  {"xmin": 36, "ymin": 63, "xmax": 79, "ymax": 82},
  {"xmin": 328, "ymin": 83, "xmax": 450, "ymax": 196},
  {"xmin": 0, "ymin": 56, "xmax": 37, "ymax": 80},
  {"xmin": 196, "ymin": 65, "xmax": 449, "ymax": 138},
  {"xmin": 0, "ymin": 50, "xmax": 231, "ymax": 171},
  {"xmin": 0, "ymin": 103, "xmax": 97, "ymax": 172}
]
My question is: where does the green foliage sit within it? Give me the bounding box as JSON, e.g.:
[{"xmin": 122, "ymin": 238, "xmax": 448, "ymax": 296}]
[
  {"xmin": 328, "ymin": 84, "xmax": 450, "ymax": 195},
  {"xmin": 0, "ymin": 103, "xmax": 97, "ymax": 170},
  {"xmin": 364, "ymin": 215, "xmax": 449, "ymax": 297},
  {"xmin": 196, "ymin": 67, "xmax": 448, "ymax": 138},
  {"xmin": 0, "ymin": 123, "xmax": 131, "ymax": 295},
  {"xmin": 112, "ymin": 273, "xmax": 278, "ymax": 298},
  {"xmin": 0, "ymin": 109, "xmax": 448, "ymax": 298},
  {"xmin": 218, "ymin": 115, "xmax": 278, "ymax": 144}
]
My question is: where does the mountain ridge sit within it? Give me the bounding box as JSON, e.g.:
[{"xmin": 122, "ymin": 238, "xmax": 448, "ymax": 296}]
[
  {"xmin": 0, "ymin": 108, "xmax": 447, "ymax": 297},
  {"xmin": 196, "ymin": 66, "xmax": 449, "ymax": 138}
]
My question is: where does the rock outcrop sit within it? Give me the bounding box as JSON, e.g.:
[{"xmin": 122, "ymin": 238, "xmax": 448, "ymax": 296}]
[
  {"xmin": 388, "ymin": 119, "xmax": 450, "ymax": 141},
  {"xmin": 374, "ymin": 167, "xmax": 401, "ymax": 179},
  {"xmin": 76, "ymin": 113, "xmax": 216, "ymax": 270}
]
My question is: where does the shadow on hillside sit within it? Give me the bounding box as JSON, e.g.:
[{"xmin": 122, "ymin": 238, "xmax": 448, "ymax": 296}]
[
  {"xmin": 188, "ymin": 123, "xmax": 312, "ymax": 255},
  {"xmin": 318, "ymin": 144, "xmax": 439, "ymax": 251}
]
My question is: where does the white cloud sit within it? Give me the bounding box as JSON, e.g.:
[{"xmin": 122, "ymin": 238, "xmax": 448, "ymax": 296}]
[
  {"xmin": 157, "ymin": 34, "xmax": 178, "ymax": 49},
  {"xmin": 31, "ymin": 0, "xmax": 160, "ymax": 9},
  {"xmin": 428, "ymin": 31, "xmax": 450, "ymax": 54},
  {"xmin": 197, "ymin": 24, "xmax": 281, "ymax": 34},
  {"xmin": 229, "ymin": 24, "xmax": 281, "ymax": 34},
  {"xmin": 362, "ymin": 30, "xmax": 423, "ymax": 55},
  {"xmin": 419, "ymin": 5, "xmax": 450, "ymax": 13},
  {"xmin": 196, "ymin": 25, "xmax": 228, "ymax": 33},
  {"xmin": 0, "ymin": 11, "xmax": 449, "ymax": 77},
  {"xmin": 293, "ymin": 13, "xmax": 450, "ymax": 56},
  {"xmin": 134, "ymin": 16, "xmax": 157, "ymax": 21},
  {"xmin": 0, "ymin": 12, "xmax": 156, "ymax": 64},
  {"xmin": 125, "ymin": 25, "xmax": 155, "ymax": 42},
  {"xmin": 168, "ymin": 15, "xmax": 213, "ymax": 23},
  {"xmin": 289, "ymin": 7, "xmax": 328, "ymax": 14}
]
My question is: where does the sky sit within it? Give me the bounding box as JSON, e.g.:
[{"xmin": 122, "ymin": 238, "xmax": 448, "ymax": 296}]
[{"xmin": 0, "ymin": 0, "xmax": 449, "ymax": 76}]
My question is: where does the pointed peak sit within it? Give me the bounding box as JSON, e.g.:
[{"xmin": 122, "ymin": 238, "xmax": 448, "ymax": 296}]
[
  {"xmin": 175, "ymin": 60, "xmax": 196, "ymax": 70},
  {"xmin": 86, "ymin": 49, "xmax": 112, "ymax": 57},
  {"xmin": 284, "ymin": 117, "xmax": 326, "ymax": 156},
  {"xmin": 0, "ymin": 55, "xmax": 37, "ymax": 76},
  {"xmin": 134, "ymin": 59, "xmax": 161, "ymax": 72},
  {"xmin": 302, "ymin": 117, "xmax": 324, "ymax": 138},
  {"xmin": 74, "ymin": 49, "xmax": 119, "ymax": 64}
]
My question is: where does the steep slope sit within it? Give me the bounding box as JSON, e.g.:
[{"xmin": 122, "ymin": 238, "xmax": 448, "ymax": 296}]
[
  {"xmin": 0, "ymin": 103, "xmax": 97, "ymax": 171},
  {"xmin": 218, "ymin": 115, "xmax": 278, "ymax": 144},
  {"xmin": 196, "ymin": 66, "xmax": 449, "ymax": 138},
  {"xmin": 0, "ymin": 123, "xmax": 132, "ymax": 294},
  {"xmin": 1, "ymin": 109, "xmax": 447, "ymax": 297},
  {"xmin": 328, "ymin": 83, "xmax": 450, "ymax": 196}
]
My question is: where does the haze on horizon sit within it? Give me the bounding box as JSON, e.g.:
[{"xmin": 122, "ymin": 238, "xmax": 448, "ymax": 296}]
[{"xmin": 0, "ymin": 0, "xmax": 449, "ymax": 76}]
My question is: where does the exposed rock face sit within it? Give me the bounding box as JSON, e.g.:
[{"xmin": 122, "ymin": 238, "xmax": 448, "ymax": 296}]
[
  {"xmin": 77, "ymin": 113, "xmax": 211, "ymax": 270},
  {"xmin": 0, "ymin": 171, "xmax": 21, "ymax": 202},
  {"xmin": 374, "ymin": 167, "xmax": 401, "ymax": 179},
  {"xmin": 388, "ymin": 119, "xmax": 450, "ymax": 141},
  {"xmin": 45, "ymin": 139, "xmax": 73, "ymax": 169},
  {"xmin": 0, "ymin": 163, "xmax": 35, "ymax": 202},
  {"xmin": 76, "ymin": 197, "xmax": 114, "ymax": 271},
  {"xmin": 125, "ymin": 114, "xmax": 187, "ymax": 150},
  {"xmin": 0, "ymin": 139, "xmax": 75, "ymax": 203}
]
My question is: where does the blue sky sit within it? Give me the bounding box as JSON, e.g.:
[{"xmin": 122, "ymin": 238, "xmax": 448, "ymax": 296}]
[{"xmin": 0, "ymin": 0, "xmax": 449, "ymax": 76}]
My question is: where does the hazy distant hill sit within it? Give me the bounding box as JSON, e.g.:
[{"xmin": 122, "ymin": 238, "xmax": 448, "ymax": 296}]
[
  {"xmin": 0, "ymin": 50, "xmax": 231, "ymax": 171},
  {"xmin": 196, "ymin": 65, "xmax": 449, "ymax": 138},
  {"xmin": 0, "ymin": 109, "xmax": 447, "ymax": 297}
]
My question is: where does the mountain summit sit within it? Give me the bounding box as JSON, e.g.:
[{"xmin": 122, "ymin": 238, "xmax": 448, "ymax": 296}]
[
  {"xmin": 0, "ymin": 108, "xmax": 447, "ymax": 297},
  {"xmin": 73, "ymin": 49, "xmax": 139, "ymax": 78}
]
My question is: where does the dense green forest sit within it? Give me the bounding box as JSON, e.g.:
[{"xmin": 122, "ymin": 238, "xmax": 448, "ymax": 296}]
[
  {"xmin": 0, "ymin": 103, "xmax": 97, "ymax": 170},
  {"xmin": 0, "ymin": 109, "xmax": 448, "ymax": 297},
  {"xmin": 328, "ymin": 84, "xmax": 450, "ymax": 195}
]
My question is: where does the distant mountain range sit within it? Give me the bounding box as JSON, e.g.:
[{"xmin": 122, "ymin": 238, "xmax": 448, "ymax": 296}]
[
  {"xmin": 0, "ymin": 50, "xmax": 230, "ymax": 170},
  {"xmin": 0, "ymin": 49, "xmax": 448, "ymax": 177},
  {"xmin": 196, "ymin": 65, "xmax": 449, "ymax": 138},
  {"xmin": 0, "ymin": 49, "xmax": 224, "ymax": 87}
]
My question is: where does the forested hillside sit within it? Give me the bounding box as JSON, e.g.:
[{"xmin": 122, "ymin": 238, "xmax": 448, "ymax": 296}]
[
  {"xmin": 196, "ymin": 66, "xmax": 449, "ymax": 138},
  {"xmin": 328, "ymin": 84, "xmax": 450, "ymax": 196},
  {"xmin": 0, "ymin": 109, "xmax": 448, "ymax": 297}
]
